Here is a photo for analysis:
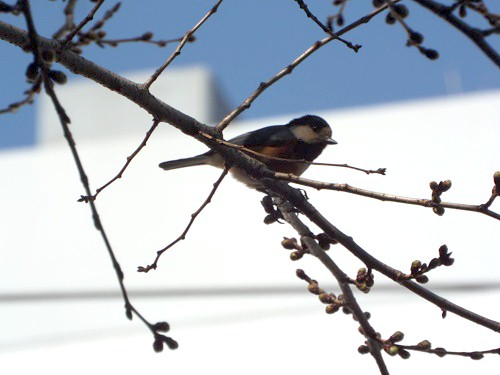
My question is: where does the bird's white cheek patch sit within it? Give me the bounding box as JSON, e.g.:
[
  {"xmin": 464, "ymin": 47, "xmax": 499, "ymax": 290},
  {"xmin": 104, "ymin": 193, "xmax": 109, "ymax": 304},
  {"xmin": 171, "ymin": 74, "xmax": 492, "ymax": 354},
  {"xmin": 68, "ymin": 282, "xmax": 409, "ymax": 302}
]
[{"xmin": 292, "ymin": 125, "xmax": 317, "ymax": 142}]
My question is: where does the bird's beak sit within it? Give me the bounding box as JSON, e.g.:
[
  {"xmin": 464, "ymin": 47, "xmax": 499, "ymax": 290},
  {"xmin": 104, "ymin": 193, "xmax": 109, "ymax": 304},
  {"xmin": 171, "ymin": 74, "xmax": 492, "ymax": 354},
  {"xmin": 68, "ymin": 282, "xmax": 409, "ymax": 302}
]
[{"xmin": 326, "ymin": 137, "xmax": 338, "ymax": 145}]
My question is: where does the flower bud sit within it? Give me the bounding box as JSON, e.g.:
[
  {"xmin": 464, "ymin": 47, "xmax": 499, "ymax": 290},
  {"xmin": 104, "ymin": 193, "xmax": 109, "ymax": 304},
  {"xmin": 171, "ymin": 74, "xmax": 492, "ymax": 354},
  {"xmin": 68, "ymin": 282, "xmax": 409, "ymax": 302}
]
[
  {"xmin": 389, "ymin": 331, "xmax": 404, "ymax": 343},
  {"xmin": 358, "ymin": 345, "xmax": 370, "ymax": 354},
  {"xmin": 433, "ymin": 206, "xmax": 445, "ymax": 216},
  {"xmin": 417, "ymin": 340, "xmax": 431, "ymax": 350},
  {"xmin": 440, "ymin": 179, "xmax": 452, "ymax": 192}
]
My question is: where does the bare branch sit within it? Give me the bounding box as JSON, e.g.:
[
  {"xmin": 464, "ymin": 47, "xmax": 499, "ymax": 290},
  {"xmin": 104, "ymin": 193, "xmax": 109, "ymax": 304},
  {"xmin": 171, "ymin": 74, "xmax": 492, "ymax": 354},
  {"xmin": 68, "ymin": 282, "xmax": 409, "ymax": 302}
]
[
  {"xmin": 411, "ymin": 0, "xmax": 500, "ymax": 67},
  {"xmin": 398, "ymin": 343, "xmax": 500, "ymax": 359},
  {"xmin": 274, "ymin": 173, "xmax": 500, "ymax": 221},
  {"xmin": 215, "ymin": 1, "xmax": 399, "ymax": 132},
  {"xmin": 0, "ymin": 78, "xmax": 41, "ymax": 114},
  {"xmin": 294, "ymin": 0, "xmax": 362, "ymax": 52},
  {"xmin": 18, "ymin": 0, "xmax": 176, "ymax": 350},
  {"xmin": 52, "ymin": 0, "xmax": 79, "ymax": 40},
  {"xmin": 262, "ymin": 180, "xmax": 500, "ymax": 333},
  {"xmin": 277, "ymin": 198, "xmax": 389, "ymax": 374},
  {"xmin": 61, "ymin": 0, "xmax": 106, "ymax": 44},
  {"xmin": 79, "ymin": 118, "xmax": 160, "ymax": 202},
  {"xmin": 143, "ymin": 0, "xmax": 223, "ymax": 89},
  {"xmin": 138, "ymin": 166, "xmax": 229, "ymax": 273}
]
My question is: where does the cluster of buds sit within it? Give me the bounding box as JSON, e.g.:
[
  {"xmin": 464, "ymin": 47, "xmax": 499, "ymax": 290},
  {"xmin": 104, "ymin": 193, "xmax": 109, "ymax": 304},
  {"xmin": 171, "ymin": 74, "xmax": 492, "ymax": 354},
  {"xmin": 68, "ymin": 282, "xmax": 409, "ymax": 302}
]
[
  {"xmin": 296, "ymin": 269, "xmax": 345, "ymax": 314},
  {"xmin": 261, "ymin": 195, "xmax": 283, "ymax": 224},
  {"xmin": 375, "ymin": 0, "xmax": 439, "ymax": 60},
  {"xmin": 355, "ymin": 267, "xmax": 374, "ymax": 293},
  {"xmin": 281, "ymin": 237, "xmax": 307, "ymax": 260},
  {"xmin": 452, "ymin": 0, "xmax": 498, "ymax": 27},
  {"xmin": 429, "ymin": 179, "xmax": 452, "ymax": 216},
  {"xmin": 398, "ymin": 245, "xmax": 454, "ymax": 284},
  {"xmin": 151, "ymin": 321, "xmax": 178, "ymax": 352},
  {"xmin": 25, "ymin": 58, "xmax": 67, "ymax": 86},
  {"xmin": 383, "ymin": 331, "xmax": 411, "ymax": 359}
]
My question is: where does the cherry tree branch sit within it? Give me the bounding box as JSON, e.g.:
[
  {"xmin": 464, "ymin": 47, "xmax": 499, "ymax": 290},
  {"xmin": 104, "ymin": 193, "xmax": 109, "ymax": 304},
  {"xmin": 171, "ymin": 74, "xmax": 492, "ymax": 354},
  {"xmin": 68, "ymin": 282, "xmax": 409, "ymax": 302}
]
[
  {"xmin": 411, "ymin": 0, "xmax": 500, "ymax": 67},
  {"xmin": 215, "ymin": 1, "xmax": 399, "ymax": 132},
  {"xmin": 61, "ymin": 0, "xmax": 105, "ymax": 44},
  {"xmin": 144, "ymin": 0, "xmax": 223, "ymax": 89},
  {"xmin": 2, "ymin": 9, "xmax": 497, "ymax": 364},
  {"xmin": 274, "ymin": 172, "xmax": 500, "ymax": 220},
  {"xmin": 79, "ymin": 118, "xmax": 160, "ymax": 202},
  {"xmin": 138, "ymin": 167, "xmax": 229, "ymax": 273},
  {"xmin": 293, "ymin": 0, "xmax": 362, "ymax": 52},
  {"xmin": 263, "ymin": 179, "xmax": 500, "ymax": 333},
  {"xmin": 17, "ymin": 0, "xmax": 177, "ymax": 351},
  {"xmin": 277, "ymin": 197, "xmax": 389, "ymax": 375}
]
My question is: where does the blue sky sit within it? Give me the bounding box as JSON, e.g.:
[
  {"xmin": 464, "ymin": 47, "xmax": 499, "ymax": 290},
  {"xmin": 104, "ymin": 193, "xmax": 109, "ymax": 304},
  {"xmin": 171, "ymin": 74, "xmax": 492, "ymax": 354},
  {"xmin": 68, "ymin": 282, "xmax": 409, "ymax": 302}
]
[{"xmin": 0, "ymin": 1, "xmax": 498, "ymax": 148}]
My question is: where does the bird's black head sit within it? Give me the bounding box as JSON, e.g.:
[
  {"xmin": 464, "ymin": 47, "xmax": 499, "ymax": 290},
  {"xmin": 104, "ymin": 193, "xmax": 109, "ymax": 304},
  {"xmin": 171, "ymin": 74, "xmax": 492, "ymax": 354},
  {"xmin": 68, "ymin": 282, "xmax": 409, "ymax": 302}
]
[{"xmin": 288, "ymin": 115, "xmax": 337, "ymax": 145}]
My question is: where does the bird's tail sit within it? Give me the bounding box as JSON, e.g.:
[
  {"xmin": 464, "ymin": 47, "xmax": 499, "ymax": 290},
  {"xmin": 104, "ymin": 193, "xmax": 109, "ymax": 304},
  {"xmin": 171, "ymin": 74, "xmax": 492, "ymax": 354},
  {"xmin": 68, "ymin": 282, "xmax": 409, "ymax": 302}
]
[{"xmin": 159, "ymin": 154, "xmax": 209, "ymax": 171}]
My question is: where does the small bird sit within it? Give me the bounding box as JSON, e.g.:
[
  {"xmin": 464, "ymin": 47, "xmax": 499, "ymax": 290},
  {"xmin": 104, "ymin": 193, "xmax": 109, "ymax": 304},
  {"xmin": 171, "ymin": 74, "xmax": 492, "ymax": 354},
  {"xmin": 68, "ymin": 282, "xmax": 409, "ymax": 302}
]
[{"xmin": 159, "ymin": 115, "xmax": 337, "ymax": 188}]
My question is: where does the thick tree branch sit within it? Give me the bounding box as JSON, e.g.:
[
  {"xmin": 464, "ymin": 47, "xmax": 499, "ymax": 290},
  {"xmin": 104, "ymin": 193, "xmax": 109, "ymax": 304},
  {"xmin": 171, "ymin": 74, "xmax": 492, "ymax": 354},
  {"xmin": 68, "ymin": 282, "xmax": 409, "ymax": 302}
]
[
  {"xmin": 277, "ymin": 198, "xmax": 389, "ymax": 375},
  {"xmin": 261, "ymin": 179, "xmax": 500, "ymax": 334},
  {"xmin": 411, "ymin": 0, "xmax": 500, "ymax": 67}
]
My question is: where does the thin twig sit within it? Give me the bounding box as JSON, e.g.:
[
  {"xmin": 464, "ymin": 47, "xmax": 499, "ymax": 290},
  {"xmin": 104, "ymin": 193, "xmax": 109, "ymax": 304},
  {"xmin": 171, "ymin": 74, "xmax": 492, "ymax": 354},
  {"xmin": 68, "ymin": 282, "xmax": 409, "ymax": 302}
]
[
  {"xmin": 79, "ymin": 118, "xmax": 160, "ymax": 202},
  {"xmin": 144, "ymin": 0, "xmax": 223, "ymax": 89},
  {"xmin": 198, "ymin": 130, "xmax": 386, "ymax": 175},
  {"xmin": 294, "ymin": 0, "xmax": 361, "ymax": 52},
  {"xmin": 398, "ymin": 343, "xmax": 500, "ymax": 359},
  {"xmin": 138, "ymin": 166, "xmax": 229, "ymax": 272},
  {"xmin": 62, "ymin": 0, "xmax": 106, "ymax": 44},
  {"xmin": 52, "ymin": 0, "xmax": 78, "ymax": 40},
  {"xmin": 19, "ymin": 0, "xmax": 175, "ymax": 349},
  {"xmin": 274, "ymin": 173, "xmax": 500, "ymax": 221},
  {"xmin": 96, "ymin": 35, "xmax": 185, "ymax": 48},
  {"xmin": 215, "ymin": 1, "xmax": 401, "ymax": 132},
  {"xmin": 277, "ymin": 198, "xmax": 389, "ymax": 375},
  {"xmin": 0, "ymin": 78, "xmax": 41, "ymax": 114}
]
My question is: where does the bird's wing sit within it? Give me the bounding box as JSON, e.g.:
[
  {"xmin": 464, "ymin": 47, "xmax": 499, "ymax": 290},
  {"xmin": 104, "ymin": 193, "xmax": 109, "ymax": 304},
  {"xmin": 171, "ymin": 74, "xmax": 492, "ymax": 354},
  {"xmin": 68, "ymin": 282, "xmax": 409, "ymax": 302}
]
[
  {"xmin": 228, "ymin": 125, "xmax": 295, "ymax": 148},
  {"xmin": 227, "ymin": 125, "xmax": 300, "ymax": 161}
]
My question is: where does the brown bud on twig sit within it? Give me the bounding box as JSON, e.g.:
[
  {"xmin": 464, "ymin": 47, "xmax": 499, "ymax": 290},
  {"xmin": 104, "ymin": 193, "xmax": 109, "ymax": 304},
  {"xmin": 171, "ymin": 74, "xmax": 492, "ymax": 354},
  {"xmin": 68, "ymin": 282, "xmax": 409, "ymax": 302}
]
[
  {"xmin": 153, "ymin": 322, "xmax": 170, "ymax": 332},
  {"xmin": 417, "ymin": 340, "xmax": 432, "ymax": 350},
  {"xmin": 470, "ymin": 352, "xmax": 484, "ymax": 360},
  {"xmin": 295, "ymin": 269, "xmax": 308, "ymax": 281},
  {"xmin": 325, "ymin": 303, "xmax": 340, "ymax": 314},
  {"xmin": 433, "ymin": 206, "xmax": 445, "ymax": 216},
  {"xmin": 493, "ymin": 171, "xmax": 500, "ymax": 193},
  {"xmin": 153, "ymin": 337, "xmax": 164, "ymax": 352},
  {"xmin": 281, "ymin": 237, "xmax": 299, "ymax": 250},
  {"xmin": 399, "ymin": 348, "xmax": 411, "ymax": 359},
  {"xmin": 389, "ymin": 331, "xmax": 404, "ymax": 343},
  {"xmin": 49, "ymin": 70, "xmax": 68, "ymax": 85},
  {"xmin": 25, "ymin": 63, "xmax": 39, "ymax": 83},
  {"xmin": 358, "ymin": 344, "xmax": 370, "ymax": 354}
]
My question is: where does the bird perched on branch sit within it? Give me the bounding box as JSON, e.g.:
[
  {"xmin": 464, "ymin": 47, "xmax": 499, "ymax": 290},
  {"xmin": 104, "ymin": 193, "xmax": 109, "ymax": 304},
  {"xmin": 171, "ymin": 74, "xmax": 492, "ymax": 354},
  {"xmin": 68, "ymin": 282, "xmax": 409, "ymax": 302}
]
[{"xmin": 159, "ymin": 115, "xmax": 337, "ymax": 188}]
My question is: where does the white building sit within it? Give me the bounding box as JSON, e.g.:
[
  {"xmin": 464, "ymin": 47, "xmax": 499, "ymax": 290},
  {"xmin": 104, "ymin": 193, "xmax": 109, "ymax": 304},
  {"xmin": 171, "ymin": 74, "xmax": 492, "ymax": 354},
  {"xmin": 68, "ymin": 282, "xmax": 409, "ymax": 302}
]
[{"xmin": 1, "ymin": 66, "xmax": 499, "ymax": 374}]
